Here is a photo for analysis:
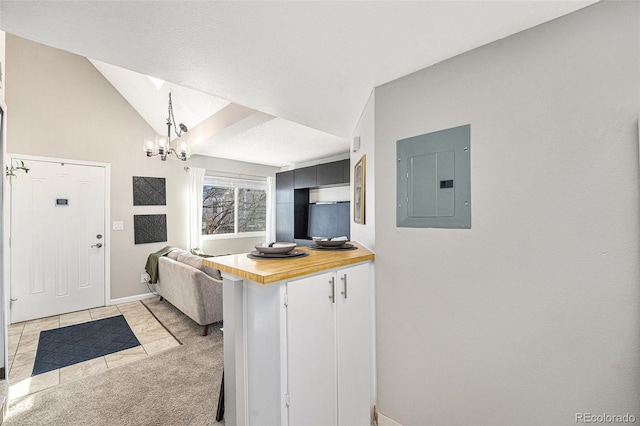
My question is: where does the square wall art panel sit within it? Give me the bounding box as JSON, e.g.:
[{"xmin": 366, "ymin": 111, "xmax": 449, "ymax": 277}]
[
  {"xmin": 134, "ymin": 214, "xmax": 167, "ymax": 244},
  {"xmin": 133, "ymin": 176, "xmax": 166, "ymax": 206}
]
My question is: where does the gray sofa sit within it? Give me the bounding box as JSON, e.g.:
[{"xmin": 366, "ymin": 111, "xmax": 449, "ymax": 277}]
[{"xmin": 156, "ymin": 249, "xmax": 223, "ymax": 336}]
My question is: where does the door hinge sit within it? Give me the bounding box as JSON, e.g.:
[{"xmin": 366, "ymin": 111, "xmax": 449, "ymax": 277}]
[{"xmin": 284, "ymin": 392, "xmax": 290, "ymax": 407}]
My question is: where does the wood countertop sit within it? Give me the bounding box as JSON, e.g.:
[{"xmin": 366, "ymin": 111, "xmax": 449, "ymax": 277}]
[{"xmin": 204, "ymin": 242, "xmax": 374, "ymax": 284}]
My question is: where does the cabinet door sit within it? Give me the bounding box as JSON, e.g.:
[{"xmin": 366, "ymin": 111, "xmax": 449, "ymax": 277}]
[
  {"xmin": 317, "ymin": 161, "xmax": 344, "ymax": 186},
  {"xmin": 341, "ymin": 159, "xmax": 351, "ymax": 184},
  {"xmin": 276, "ymin": 170, "xmax": 294, "ymax": 203},
  {"xmin": 294, "ymin": 166, "xmax": 317, "ymax": 189},
  {"xmin": 336, "ymin": 263, "xmax": 372, "ymax": 425},
  {"xmin": 287, "ymin": 272, "xmax": 337, "ymax": 426},
  {"xmin": 276, "ymin": 203, "xmax": 294, "ymax": 242}
]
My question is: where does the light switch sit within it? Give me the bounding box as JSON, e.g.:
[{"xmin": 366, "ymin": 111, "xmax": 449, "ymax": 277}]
[{"xmin": 112, "ymin": 221, "xmax": 124, "ymax": 231}]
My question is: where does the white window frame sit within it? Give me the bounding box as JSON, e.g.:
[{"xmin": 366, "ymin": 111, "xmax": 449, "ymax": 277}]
[{"xmin": 202, "ymin": 175, "xmax": 268, "ymax": 240}]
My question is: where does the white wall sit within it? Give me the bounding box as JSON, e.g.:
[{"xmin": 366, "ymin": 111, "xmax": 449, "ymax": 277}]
[
  {"xmin": 0, "ymin": 30, "xmax": 5, "ymax": 100},
  {"xmin": 5, "ymin": 35, "xmax": 278, "ymax": 302},
  {"xmin": 351, "ymin": 91, "xmax": 375, "ymax": 250},
  {"xmin": 0, "ymin": 30, "xmax": 6, "ymax": 374},
  {"xmin": 375, "ymin": 2, "xmax": 639, "ymax": 424}
]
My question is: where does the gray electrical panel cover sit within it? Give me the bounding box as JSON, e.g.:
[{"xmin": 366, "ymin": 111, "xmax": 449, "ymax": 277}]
[{"xmin": 397, "ymin": 124, "xmax": 471, "ymax": 229}]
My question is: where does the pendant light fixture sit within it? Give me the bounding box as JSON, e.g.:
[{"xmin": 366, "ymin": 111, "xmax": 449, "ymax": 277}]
[{"xmin": 144, "ymin": 92, "xmax": 190, "ymax": 161}]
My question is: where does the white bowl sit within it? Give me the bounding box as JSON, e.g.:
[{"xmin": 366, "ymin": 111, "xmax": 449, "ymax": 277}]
[
  {"xmin": 312, "ymin": 237, "xmax": 349, "ymax": 247},
  {"xmin": 255, "ymin": 242, "xmax": 296, "ymax": 254}
]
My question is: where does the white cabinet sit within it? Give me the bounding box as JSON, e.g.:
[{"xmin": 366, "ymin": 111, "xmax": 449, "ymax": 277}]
[
  {"xmin": 336, "ymin": 263, "xmax": 373, "ymax": 426},
  {"xmin": 221, "ymin": 258, "xmax": 374, "ymax": 426},
  {"xmin": 285, "ymin": 262, "xmax": 373, "ymax": 426}
]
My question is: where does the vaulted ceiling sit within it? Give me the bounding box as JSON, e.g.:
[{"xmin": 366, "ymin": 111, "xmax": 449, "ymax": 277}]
[{"xmin": 0, "ymin": 1, "xmax": 597, "ymax": 167}]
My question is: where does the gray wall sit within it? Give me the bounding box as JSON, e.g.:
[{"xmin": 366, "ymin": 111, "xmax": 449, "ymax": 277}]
[
  {"xmin": 5, "ymin": 35, "xmax": 278, "ymax": 302},
  {"xmin": 374, "ymin": 2, "xmax": 639, "ymax": 424}
]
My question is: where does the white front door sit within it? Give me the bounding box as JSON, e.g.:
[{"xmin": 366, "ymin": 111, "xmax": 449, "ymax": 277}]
[{"xmin": 10, "ymin": 157, "xmax": 106, "ymax": 323}]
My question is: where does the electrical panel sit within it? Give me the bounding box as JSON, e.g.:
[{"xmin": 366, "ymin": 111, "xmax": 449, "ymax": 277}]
[{"xmin": 397, "ymin": 124, "xmax": 471, "ymax": 229}]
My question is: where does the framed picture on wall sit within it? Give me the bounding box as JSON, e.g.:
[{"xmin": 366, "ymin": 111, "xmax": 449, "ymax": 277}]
[{"xmin": 354, "ymin": 154, "xmax": 366, "ymax": 224}]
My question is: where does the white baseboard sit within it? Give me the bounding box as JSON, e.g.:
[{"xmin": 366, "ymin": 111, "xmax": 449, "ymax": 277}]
[
  {"xmin": 378, "ymin": 412, "xmax": 403, "ymax": 426},
  {"xmin": 108, "ymin": 292, "xmax": 156, "ymax": 306}
]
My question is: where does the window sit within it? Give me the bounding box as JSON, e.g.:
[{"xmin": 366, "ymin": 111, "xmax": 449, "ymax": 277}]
[{"xmin": 202, "ymin": 176, "xmax": 267, "ymax": 236}]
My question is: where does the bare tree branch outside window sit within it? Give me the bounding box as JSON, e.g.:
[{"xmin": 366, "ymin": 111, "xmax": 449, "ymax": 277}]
[
  {"xmin": 238, "ymin": 189, "xmax": 266, "ymax": 232},
  {"xmin": 202, "ymin": 186, "xmax": 235, "ymax": 235},
  {"xmin": 202, "ymin": 185, "xmax": 267, "ymax": 235}
]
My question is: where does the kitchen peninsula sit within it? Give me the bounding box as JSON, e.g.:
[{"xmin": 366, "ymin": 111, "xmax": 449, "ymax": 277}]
[{"xmin": 205, "ymin": 243, "xmax": 375, "ymax": 426}]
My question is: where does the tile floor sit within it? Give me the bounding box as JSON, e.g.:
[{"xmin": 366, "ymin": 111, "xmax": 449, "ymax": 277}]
[{"xmin": 6, "ymin": 301, "xmax": 180, "ymax": 401}]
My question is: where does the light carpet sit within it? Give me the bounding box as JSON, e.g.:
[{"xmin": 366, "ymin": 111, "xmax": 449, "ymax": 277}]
[{"xmin": 5, "ymin": 297, "xmax": 224, "ymax": 426}]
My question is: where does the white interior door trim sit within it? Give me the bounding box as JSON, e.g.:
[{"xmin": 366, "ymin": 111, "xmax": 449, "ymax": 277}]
[
  {"xmin": 6, "ymin": 153, "xmax": 111, "ymax": 310},
  {"xmin": 1, "ymin": 98, "xmax": 8, "ymax": 375}
]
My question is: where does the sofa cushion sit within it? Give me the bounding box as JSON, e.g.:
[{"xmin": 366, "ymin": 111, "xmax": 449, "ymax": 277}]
[
  {"xmin": 176, "ymin": 252, "xmax": 222, "ymax": 280},
  {"xmin": 166, "ymin": 249, "xmax": 189, "ymax": 260}
]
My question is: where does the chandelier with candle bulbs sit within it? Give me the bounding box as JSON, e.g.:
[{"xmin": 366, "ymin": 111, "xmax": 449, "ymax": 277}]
[{"xmin": 144, "ymin": 92, "xmax": 189, "ymax": 161}]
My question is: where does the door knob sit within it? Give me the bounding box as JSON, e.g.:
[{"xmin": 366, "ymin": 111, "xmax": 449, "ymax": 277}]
[{"xmin": 91, "ymin": 243, "xmax": 103, "ymax": 248}]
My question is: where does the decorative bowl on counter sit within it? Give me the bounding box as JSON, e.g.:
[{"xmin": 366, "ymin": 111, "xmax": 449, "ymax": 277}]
[
  {"xmin": 254, "ymin": 242, "xmax": 297, "ymax": 254},
  {"xmin": 312, "ymin": 237, "xmax": 349, "ymax": 247}
]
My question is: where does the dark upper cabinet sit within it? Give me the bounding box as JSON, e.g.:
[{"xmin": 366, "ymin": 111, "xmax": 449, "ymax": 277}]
[
  {"xmin": 276, "ymin": 170, "xmax": 294, "ymax": 203},
  {"xmin": 316, "ymin": 161, "xmax": 344, "ymax": 186},
  {"xmin": 294, "ymin": 166, "xmax": 317, "ymax": 189},
  {"xmin": 342, "ymin": 159, "xmax": 351, "ymax": 184},
  {"xmin": 277, "ymin": 160, "xmax": 350, "ymax": 243}
]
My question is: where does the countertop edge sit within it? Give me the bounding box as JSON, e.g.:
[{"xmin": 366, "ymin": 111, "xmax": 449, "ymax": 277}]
[
  {"xmin": 259, "ymin": 253, "xmax": 374, "ymax": 284},
  {"xmin": 204, "ymin": 244, "xmax": 374, "ymax": 284}
]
